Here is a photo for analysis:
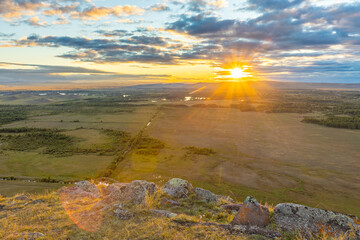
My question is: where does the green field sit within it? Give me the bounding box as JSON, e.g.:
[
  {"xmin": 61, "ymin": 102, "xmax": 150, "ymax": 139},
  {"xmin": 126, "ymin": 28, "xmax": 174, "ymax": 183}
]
[{"xmin": 0, "ymin": 180, "xmax": 62, "ymax": 196}]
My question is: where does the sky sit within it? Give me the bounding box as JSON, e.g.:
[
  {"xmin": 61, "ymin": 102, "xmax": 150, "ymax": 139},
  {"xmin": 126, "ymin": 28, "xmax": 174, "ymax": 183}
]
[{"xmin": 0, "ymin": 0, "xmax": 360, "ymax": 90}]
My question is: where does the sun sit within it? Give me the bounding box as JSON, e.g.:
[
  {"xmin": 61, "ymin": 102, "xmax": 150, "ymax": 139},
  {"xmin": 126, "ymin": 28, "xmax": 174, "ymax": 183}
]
[{"xmin": 230, "ymin": 68, "xmax": 250, "ymax": 79}]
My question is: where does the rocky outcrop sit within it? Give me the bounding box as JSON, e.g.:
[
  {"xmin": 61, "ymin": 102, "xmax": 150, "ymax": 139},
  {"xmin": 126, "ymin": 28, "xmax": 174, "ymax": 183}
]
[
  {"xmin": 274, "ymin": 203, "xmax": 360, "ymax": 238},
  {"xmin": 231, "ymin": 196, "xmax": 270, "ymax": 227},
  {"xmin": 162, "ymin": 178, "xmax": 193, "ymax": 198},
  {"xmin": 231, "ymin": 225, "xmax": 281, "ymax": 239},
  {"xmin": 55, "ymin": 178, "xmax": 359, "ymax": 239},
  {"xmin": 118, "ymin": 180, "xmax": 157, "ymax": 204},
  {"xmin": 194, "ymin": 187, "xmax": 218, "ymax": 203},
  {"xmin": 75, "ymin": 180, "xmax": 101, "ymax": 198},
  {"xmin": 59, "ymin": 179, "xmax": 157, "ymax": 232}
]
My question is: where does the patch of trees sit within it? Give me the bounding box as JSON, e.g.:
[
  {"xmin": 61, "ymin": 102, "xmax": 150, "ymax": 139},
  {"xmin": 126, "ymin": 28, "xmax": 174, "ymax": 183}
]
[
  {"xmin": 302, "ymin": 116, "xmax": 360, "ymax": 129},
  {"xmin": 0, "ymin": 127, "xmax": 55, "ymax": 133},
  {"xmin": 0, "ymin": 108, "xmax": 28, "ymax": 125},
  {"xmin": 0, "ymin": 128, "xmax": 132, "ymax": 157},
  {"xmin": 135, "ymin": 137, "xmax": 165, "ymax": 156},
  {"xmin": 0, "ymin": 131, "xmax": 75, "ymax": 156},
  {"xmin": 184, "ymin": 146, "xmax": 216, "ymax": 155}
]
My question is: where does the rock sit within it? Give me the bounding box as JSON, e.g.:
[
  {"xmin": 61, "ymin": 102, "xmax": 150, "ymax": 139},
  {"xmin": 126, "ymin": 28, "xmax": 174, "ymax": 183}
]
[
  {"xmin": 74, "ymin": 180, "xmax": 101, "ymax": 198},
  {"xmin": 30, "ymin": 199, "xmax": 45, "ymax": 204},
  {"xmin": 194, "ymin": 187, "xmax": 218, "ymax": 203},
  {"xmin": 160, "ymin": 197, "xmax": 180, "ymax": 206},
  {"xmin": 221, "ymin": 204, "xmax": 243, "ymax": 212},
  {"xmin": 114, "ymin": 208, "xmax": 134, "ymax": 220},
  {"xmin": 274, "ymin": 203, "xmax": 360, "ymax": 238},
  {"xmin": 162, "ymin": 178, "xmax": 193, "ymax": 198},
  {"xmin": 102, "ymin": 183, "xmax": 128, "ymax": 197},
  {"xmin": 231, "ymin": 225, "xmax": 282, "ymax": 239},
  {"xmin": 15, "ymin": 195, "xmax": 31, "ymax": 201},
  {"xmin": 350, "ymin": 215, "xmax": 360, "ymax": 225},
  {"xmin": 150, "ymin": 209, "xmax": 178, "ymax": 218},
  {"xmin": 132, "ymin": 180, "xmax": 157, "ymax": 196},
  {"xmin": 231, "ymin": 196, "xmax": 270, "ymax": 227},
  {"xmin": 119, "ymin": 180, "xmax": 157, "ymax": 204},
  {"xmin": 24, "ymin": 199, "xmax": 45, "ymax": 206}
]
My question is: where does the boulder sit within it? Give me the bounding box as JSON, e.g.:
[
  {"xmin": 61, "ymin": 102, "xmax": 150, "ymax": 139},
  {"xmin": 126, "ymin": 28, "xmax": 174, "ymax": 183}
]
[
  {"xmin": 118, "ymin": 180, "xmax": 157, "ymax": 204},
  {"xmin": 274, "ymin": 203, "xmax": 360, "ymax": 238},
  {"xmin": 194, "ymin": 187, "xmax": 218, "ymax": 203},
  {"xmin": 231, "ymin": 196, "xmax": 270, "ymax": 227},
  {"xmin": 99, "ymin": 180, "xmax": 157, "ymax": 205},
  {"xmin": 74, "ymin": 181, "xmax": 101, "ymax": 198},
  {"xmin": 114, "ymin": 208, "xmax": 134, "ymax": 220},
  {"xmin": 162, "ymin": 178, "xmax": 193, "ymax": 198},
  {"xmin": 102, "ymin": 183, "xmax": 128, "ymax": 199},
  {"xmin": 231, "ymin": 225, "xmax": 282, "ymax": 239},
  {"xmin": 150, "ymin": 209, "xmax": 178, "ymax": 218},
  {"xmin": 24, "ymin": 199, "xmax": 45, "ymax": 206}
]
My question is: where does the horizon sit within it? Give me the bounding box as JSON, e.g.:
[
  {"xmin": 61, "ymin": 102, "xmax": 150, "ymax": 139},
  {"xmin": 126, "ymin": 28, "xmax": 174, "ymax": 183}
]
[{"xmin": 1, "ymin": 0, "xmax": 360, "ymax": 90}]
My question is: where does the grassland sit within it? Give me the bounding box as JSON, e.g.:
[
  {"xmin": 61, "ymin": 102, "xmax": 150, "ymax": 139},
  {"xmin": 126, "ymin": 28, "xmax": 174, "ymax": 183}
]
[
  {"xmin": 0, "ymin": 180, "xmax": 62, "ymax": 196},
  {"xmin": 0, "ymin": 84, "xmax": 359, "ymax": 217},
  {"xmin": 125, "ymin": 107, "xmax": 359, "ymax": 215}
]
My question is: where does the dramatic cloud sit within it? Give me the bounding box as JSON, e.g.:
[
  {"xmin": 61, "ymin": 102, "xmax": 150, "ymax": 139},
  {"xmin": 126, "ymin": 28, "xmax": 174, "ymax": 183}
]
[
  {"xmin": 1, "ymin": 0, "xmax": 360, "ymax": 86},
  {"xmin": 0, "ymin": 0, "xmax": 145, "ymax": 22},
  {"xmin": 0, "ymin": 62, "xmax": 170, "ymax": 86},
  {"xmin": 0, "ymin": 0, "xmax": 46, "ymax": 19}
]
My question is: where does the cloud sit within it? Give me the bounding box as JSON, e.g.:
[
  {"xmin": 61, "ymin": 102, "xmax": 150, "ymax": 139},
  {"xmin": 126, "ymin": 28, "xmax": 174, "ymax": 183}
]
[
  {"xmin": 23, "ymin": 16, "xmax": 48, "ymax": 27},
  {"xmin": 0, "ymin": 0, "xmax": 46, "ymax": 19},
  {"xmin": 167, "ymin": 14, "xmax": 235, "ymax": 35},
  {"xmin": 245, "ymin": 0, "xmax": 304, "ymax": 11},
  {"xmin": 1, "ymin": 0, "xmax": 360, "ymax": 83},
  {"xmin": 11, "ymin": 34, "xmax": 182, "ymax": 64},
  {"xmin": 170, "ymin": 0, "xmax": 227, "ymax": 12},
  {"xmin": 70, "ymin": 5, "xmax": 145, "ymax": 20},
  {"xmin": 149, "ymin": 3, "xmax": 170, "ymax": 12},
  {"xmin": 0, "ymin": 0, "xmax": 145, "ymax": 23},
  {"xmin": 0, "ymin": 62, "xmax": 170, "ymax": 86},
  {"xmin": 0, "ymin": 32, "xmax": 15, "ymax": 38},
  {"xmin": 95, "ymin": 30, "xmax": 129, "ymax": 37}
]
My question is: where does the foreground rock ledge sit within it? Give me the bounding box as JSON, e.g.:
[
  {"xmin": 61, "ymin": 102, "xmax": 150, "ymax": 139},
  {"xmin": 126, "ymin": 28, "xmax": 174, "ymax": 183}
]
[
  {"xmin": 57, "ymin": 178, "xmax": 359, "ymax": 239},
  {"xmin": 274, "ymin": 203, "xmax": 360, "ymax": 238}
]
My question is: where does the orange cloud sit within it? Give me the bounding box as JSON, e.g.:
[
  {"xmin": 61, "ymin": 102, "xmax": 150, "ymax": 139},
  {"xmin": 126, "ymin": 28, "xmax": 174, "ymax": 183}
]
[
  {"xmin": 0, "ymin": 0, "xmax": 48, "ymax": 19},
  {"xmin": 70, "ymin": 5, "xmax": 145, "ymax": 20}
]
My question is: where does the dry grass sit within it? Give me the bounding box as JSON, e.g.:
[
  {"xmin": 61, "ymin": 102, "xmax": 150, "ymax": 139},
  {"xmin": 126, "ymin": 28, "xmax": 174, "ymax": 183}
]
[{"xmin": 0, "ymin": 191, "xmax": 248, "ymax": 240}]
